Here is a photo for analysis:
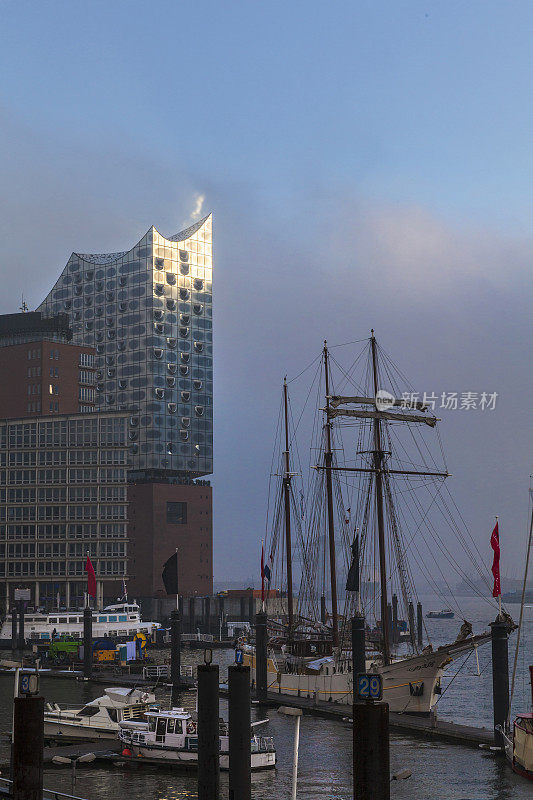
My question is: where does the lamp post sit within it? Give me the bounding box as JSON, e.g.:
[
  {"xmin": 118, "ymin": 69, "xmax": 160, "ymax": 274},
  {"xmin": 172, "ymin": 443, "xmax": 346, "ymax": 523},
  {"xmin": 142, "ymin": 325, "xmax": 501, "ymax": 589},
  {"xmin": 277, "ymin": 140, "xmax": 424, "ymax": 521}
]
[{"xmin": 278, "ymin": 706, "xmax": 303, "ymax": 800}]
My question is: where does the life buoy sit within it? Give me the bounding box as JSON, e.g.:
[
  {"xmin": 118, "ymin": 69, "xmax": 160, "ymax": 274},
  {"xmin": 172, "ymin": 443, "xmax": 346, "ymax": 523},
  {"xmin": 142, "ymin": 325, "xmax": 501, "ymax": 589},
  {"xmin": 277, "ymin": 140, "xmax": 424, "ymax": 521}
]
[{"xmin": 186, "ymin": 721, "xmax": 197, "ymax": 735}]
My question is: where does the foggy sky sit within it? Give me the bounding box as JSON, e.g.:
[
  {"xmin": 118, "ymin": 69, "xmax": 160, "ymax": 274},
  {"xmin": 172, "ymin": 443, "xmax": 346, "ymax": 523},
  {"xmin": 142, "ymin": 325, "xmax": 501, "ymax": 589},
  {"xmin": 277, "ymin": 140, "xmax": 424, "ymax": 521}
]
[{"xmin": 1, "ymin": 1, "xmax": 533, "ymax": 591}]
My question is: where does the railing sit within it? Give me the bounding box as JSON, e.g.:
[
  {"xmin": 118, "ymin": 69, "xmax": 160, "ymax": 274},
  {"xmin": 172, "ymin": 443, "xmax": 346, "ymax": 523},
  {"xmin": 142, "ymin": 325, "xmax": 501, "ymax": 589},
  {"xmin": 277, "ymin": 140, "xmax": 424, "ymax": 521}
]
[
  {"xmin": 143, "ymin": 664, "xmax": 170, "ymax": 680},
  {"xmin": 0, "ymin": 777, "xmax": 88, "ymax": 800},
  {"xmin": 142, "ymin": 664, "xmax": 194, "ymax": 680},
  {"xmin": 181, "ymin": 633, "xmax": 214, "ymax": 642}
]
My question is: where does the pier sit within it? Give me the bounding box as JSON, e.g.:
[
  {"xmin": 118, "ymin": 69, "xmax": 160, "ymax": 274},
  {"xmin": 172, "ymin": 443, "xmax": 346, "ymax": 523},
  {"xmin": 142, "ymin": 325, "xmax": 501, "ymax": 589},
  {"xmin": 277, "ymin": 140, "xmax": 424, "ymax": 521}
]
[{"xmin": 222, "ymin": 687, "xmax": 494, "ymax": 748}]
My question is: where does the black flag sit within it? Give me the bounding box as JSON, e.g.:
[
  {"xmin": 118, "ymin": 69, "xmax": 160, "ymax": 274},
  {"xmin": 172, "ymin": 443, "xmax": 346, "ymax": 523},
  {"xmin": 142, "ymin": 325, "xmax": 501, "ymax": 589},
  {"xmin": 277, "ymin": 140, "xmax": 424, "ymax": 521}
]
[
  {"xmin": 346, "ymin": 534, "xmax": 360, "ymax": 592},
  {"xmin": 162, "ymin": 551, "xmax": 179, "ymax": 595}
]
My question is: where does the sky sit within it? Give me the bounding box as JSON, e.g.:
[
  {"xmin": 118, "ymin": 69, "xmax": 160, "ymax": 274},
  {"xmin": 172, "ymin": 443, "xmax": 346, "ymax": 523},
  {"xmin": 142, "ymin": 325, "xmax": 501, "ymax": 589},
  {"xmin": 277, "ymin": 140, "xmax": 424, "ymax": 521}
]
[{"xmin": 1, "ymin": 0, "xmax": 533, "ymax": 591}]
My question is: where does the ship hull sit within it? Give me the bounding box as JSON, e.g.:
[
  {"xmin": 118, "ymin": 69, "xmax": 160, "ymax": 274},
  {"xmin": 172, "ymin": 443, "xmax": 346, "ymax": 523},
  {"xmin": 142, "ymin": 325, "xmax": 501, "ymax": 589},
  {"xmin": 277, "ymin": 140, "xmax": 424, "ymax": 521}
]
[
  {"xmin": 245, "ymin": 633, "xmax": 490, "ymax": 715},
  {"xmin": 127, "ymin": 745, "xmax": 276, "ymax": 770},
  {"xmin": 44, "ymin": 719, "xmax": 119, "ymax": 741}
]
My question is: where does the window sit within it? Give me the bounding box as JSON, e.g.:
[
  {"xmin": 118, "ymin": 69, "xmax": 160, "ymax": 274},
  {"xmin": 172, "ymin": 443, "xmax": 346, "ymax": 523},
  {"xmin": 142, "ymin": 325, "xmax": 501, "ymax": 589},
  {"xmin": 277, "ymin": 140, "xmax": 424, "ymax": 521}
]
[
  {"xmin": 80, "ymin": 353, "xmax": 95, "ymax": 368},
  {"xmin": 167, "ymin": 502, "xmax": 187, "ymax": 525}
]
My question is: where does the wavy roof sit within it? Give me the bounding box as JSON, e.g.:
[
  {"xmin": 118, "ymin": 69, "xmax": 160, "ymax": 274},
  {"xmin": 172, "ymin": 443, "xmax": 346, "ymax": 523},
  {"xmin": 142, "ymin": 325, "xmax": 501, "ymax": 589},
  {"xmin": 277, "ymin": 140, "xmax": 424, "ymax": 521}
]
[
  {"xmin": 72, "ymin": 215, "xmax": 211, "ymax": 265},
  {"xmin": 167, "ymin": 214, "xmax": 211, "ymax": 242}
]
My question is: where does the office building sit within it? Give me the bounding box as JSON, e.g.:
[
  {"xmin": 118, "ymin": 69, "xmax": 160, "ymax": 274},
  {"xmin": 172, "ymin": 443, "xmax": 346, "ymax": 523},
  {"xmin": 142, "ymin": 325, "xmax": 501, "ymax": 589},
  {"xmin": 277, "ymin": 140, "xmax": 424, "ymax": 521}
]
[
  {"xmin": 34, "ymin": 217, "xmax": 214, "ymax": 602},
  {"xmin": 0, "ymin": 411, "xmax": 129, "ymax": 611},
  {"xmin": 0, "ymin": 312, "xmax": 96, "ymax": 418}
]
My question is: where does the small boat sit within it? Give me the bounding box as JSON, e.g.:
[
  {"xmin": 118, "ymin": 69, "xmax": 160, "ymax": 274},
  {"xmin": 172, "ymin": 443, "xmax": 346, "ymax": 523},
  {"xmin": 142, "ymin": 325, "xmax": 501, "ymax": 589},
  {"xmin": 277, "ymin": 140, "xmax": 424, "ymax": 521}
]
[
  {"xmin": 0, "ymin": 602, "xmax": 161, "ymax": 643},
  {"xmin": 504, "ymin": 710, "xmax": 533, "ymax": 781},
  {"xmin": 426, "ymin": 610, "xmax": 455, "ymax": 619},
  {"xmin": 118, "ymin": 707, "xmax": 276, "ymax": 770},
  {"xmin": 44, "ymin": 687, "xmax": 157, "ymax": 741}
]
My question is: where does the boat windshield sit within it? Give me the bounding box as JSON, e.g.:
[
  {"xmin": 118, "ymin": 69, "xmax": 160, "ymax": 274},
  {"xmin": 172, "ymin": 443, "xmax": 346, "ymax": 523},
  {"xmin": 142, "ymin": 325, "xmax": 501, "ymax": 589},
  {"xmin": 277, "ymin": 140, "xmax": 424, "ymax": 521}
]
[{"xmin": 77, "ymin": 706, "xmax": 100, "ymax": 717}]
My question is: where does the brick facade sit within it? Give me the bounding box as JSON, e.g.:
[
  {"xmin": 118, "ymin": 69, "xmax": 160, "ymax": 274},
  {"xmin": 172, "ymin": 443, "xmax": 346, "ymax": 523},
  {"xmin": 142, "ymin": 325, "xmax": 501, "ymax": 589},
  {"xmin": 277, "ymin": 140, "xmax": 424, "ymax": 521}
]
[{"xmin": 127, "ymin": 481, "xmax": 213, "ymax": 599}]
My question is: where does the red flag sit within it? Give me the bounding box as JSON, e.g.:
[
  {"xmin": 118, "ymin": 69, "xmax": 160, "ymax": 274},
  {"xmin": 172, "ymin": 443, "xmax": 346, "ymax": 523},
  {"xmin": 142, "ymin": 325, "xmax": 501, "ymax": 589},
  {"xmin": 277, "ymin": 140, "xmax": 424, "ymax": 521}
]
[
  {"xmin": 261, "ymin": 543, "xmax": 265, "ymax": 604},
  {"xmin": 490, "ymin": 522, "xmax": 501, "ymax": 598},
  {"xmin": 85, "ymin": 556, "xmax": 96, "ymax": 599}
]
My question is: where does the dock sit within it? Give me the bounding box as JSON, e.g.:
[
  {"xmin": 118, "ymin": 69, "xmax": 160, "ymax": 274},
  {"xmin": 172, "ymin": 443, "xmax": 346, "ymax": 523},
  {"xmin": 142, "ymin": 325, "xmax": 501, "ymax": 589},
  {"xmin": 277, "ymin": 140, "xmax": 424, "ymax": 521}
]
[
  {"xmin": 0, "ymin": 665, "xmax": 195, "ymax": 690},
  {"xmin": 221, "ymin": 687, "xmax": 494, "ymax": 748},
  {"xmin": 0, "ymin": 741, "xmax": 122, "ymax": 772}
]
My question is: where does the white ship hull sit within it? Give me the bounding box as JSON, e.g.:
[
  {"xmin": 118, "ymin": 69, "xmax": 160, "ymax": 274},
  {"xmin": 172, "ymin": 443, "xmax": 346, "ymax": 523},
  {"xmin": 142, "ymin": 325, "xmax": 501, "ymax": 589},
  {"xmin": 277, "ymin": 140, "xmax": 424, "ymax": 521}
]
[
  {"xmin": 245, "ymin": 632, "xmax": 491, "ymax": 715},
  {"xmin": 128, "ymin": 744, "xmax": 276, "ymax": 770},
  {"xmin": 0, "ymin": 602, "xmax": 160, "ymax": 642},
  {"xmin": 44, "ymin": 719, "xmax": 118, "ymax": 741}
]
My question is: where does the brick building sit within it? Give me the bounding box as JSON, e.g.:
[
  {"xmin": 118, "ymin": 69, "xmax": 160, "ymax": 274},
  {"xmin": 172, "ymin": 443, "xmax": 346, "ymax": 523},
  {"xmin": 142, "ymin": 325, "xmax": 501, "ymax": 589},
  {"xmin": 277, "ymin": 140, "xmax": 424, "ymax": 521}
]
[
  {"xmin": 127, "ymin": 477, "xmax": 212, "ymax": 604},
  {"xmin": 0, "ymin": 312, "xmax": 96, "ymax": 417}
]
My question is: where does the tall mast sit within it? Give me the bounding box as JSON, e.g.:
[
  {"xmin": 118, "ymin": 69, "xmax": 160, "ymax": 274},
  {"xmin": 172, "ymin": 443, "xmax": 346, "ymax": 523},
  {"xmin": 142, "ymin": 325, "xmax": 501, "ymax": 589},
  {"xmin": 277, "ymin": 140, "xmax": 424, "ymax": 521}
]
[
  {"xmin": 283, "ymin": 378, "xmax": 294, "ymax": 636},
  {"xmin": 370, "ymin": 330, "xmax": 390, "ymax": 665},
  {"xmin": 323, "ymin": 342, "xmax": 339, "ymax": 647}
]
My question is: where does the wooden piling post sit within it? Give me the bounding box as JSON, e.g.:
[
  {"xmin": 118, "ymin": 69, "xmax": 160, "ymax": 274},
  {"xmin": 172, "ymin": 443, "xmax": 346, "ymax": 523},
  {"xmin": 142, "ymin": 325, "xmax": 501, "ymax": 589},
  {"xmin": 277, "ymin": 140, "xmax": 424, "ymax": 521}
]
[
  {"xmin": 197, "ymin": 662, "xmax": 219, "ymax": 800},
  {"xmin": 353, "ymin": 701, "xmax": 390, "ymax": 800},
  {"xmin": 416, "ymin": 602, "xmax": 423, "ymax": 648},
  {"xmin": 351, "ymin": 616, "xmax": 366, "ymax": 677},
  {"xmin": 255, "ymin": 611, "xmax": 268, "ymax": 701},
  {"xmin": 83, "ymin": 605, "xmax": 92, "ymax": 679},
  {"xmin": 12, "ymin": 695, "xmax": 44, "ymax": 800},
  {"xmin": 491, "ymin": 618, "xmax": 509, "ymax": 747},
  {"xmin": 228, "ymin": 664, "xmax": 251, "ymax": 800}
]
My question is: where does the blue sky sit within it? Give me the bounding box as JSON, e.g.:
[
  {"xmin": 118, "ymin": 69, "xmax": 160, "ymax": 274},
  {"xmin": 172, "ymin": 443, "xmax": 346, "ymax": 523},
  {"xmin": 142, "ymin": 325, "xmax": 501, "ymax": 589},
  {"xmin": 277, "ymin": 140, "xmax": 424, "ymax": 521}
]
[
  {"xmin": 2, "ymin": 1, "xmax": 533, "ymax": 587},
  {"xmin": 3, "ymin": 0, "xmax": 533, "ymax": 227}
]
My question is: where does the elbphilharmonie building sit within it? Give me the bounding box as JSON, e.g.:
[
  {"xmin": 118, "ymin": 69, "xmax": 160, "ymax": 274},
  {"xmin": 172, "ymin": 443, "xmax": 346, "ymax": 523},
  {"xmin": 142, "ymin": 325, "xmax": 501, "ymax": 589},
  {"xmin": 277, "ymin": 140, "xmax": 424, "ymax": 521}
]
[{"xmin": 38, "ymin": 215, "xmax": 213, "ymax": 478}]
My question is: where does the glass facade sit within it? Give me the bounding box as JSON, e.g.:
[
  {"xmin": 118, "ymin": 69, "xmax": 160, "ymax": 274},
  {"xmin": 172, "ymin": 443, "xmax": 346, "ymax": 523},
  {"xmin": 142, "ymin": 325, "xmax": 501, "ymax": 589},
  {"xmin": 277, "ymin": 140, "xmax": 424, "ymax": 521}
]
[{"xmin": 38, "ymin": 216, "xmax": 213, "ymax": 477}]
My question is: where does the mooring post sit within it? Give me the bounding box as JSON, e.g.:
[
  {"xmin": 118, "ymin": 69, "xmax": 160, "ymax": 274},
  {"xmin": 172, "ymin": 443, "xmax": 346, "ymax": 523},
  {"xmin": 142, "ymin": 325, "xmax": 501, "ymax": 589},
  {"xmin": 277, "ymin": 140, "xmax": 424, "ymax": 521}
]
[
  {"xmin": 391, "ymin": 594, "xmax": 399, "ymax": 645},
  {"xmin": 408, "ymin": 602, "xmax": 415, "ymax": 648},
  {"xmin": 491, "ymin": 617, "xmax": 509, "ymax": 748},
  {"xmin": 351, "ymin": 615, "xmax": 366, "ymax": 677},
  {"xmin": 255, "ymin": 610, "xmax": 268, "ymax": 702},
  {"xmin": 17, "ymin": 599, "xmax": 25, "ymax": 651},
  {"xmin": 171, "ymin": 607, "xmax": 182, "ymax": 704},
  {"xmin": 416, "ymin": 601, "xmax": 423, "ymax": 648},
  {"xmin": 353, "ymin": 701, "xmax": 390, "ymax": 800},
  {"xmin": 228, "ymin": 664, "xmax": 251, "ymax": 800},
  {"xmin": 12, "ymin": 695, "xmax": 44, "ymax": 800},
  {"xmin": 83, "ymin": 605, "xmax": 92, "ymax": 679},
  {"xmin": 197, "ymin": 661, "xmax": 220, "ymax": 800}
]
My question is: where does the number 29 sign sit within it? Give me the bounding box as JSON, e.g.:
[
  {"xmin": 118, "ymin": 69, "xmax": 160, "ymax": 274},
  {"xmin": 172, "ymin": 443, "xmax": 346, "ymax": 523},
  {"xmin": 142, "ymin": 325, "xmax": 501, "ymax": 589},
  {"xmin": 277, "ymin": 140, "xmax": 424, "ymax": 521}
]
[{"xmin": 355, "ymin": 673, "xmax": 383, "ymax": 701}]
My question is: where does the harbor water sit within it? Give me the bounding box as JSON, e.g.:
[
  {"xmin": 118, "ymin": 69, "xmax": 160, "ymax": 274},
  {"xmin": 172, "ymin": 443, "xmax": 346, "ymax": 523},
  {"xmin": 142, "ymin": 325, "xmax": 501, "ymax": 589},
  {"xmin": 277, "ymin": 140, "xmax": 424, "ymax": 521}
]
[{"xmin": 0, "ymin": 595, "xmax": 531, "ymax": 799}]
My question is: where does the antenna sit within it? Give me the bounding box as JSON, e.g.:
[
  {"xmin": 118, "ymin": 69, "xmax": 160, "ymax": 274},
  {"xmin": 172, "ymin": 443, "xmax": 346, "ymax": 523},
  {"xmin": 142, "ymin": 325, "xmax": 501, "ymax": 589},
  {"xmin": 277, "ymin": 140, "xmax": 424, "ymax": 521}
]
[{"xmin": 19, "ymin": 295, "xmax": 28, "ymax": 313}]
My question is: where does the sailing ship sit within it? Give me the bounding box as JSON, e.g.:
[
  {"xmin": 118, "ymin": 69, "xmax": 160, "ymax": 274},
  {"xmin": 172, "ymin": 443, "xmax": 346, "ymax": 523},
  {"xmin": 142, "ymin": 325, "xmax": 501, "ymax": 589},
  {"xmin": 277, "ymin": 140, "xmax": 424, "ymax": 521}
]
[
  {"xmin": 245, "ymin": 333, "xmax": 506, "ymax": 714},
  {"xmin": 118, "ymin": 708, "xmax": 276, "ymax": 770}
]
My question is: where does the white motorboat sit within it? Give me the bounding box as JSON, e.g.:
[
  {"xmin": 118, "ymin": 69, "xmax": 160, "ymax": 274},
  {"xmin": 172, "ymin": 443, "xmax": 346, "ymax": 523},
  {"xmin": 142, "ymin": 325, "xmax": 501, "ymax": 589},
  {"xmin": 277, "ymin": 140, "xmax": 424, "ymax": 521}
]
[
  {"xmin": 44, "ymin": 687, "xmax": 157, "ymax": 741},
  {"xmin": 1, "ymin": 602, "xmax": 161, "ymax": 642},
  {"xmin": 119, "ymin": 707, "xmax": 276, "ymax": 770}
]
